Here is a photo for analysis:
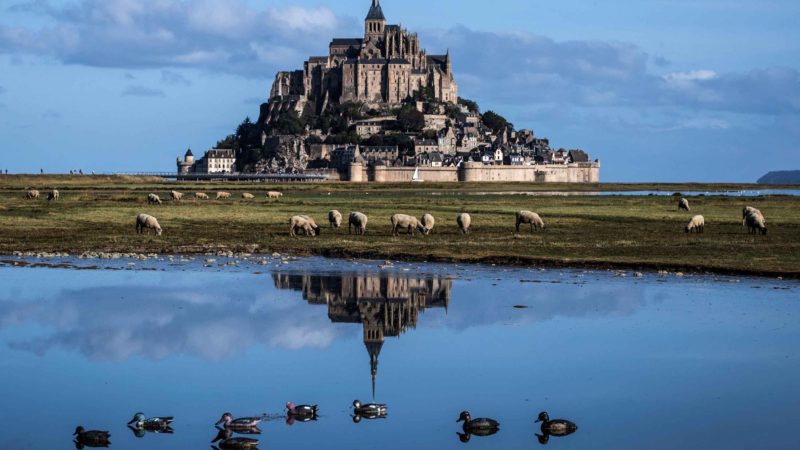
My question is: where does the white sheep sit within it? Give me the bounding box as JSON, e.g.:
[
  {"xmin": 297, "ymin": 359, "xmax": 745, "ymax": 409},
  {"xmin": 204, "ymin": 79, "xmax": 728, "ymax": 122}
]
[
  {"xmin": 241, "ymin": 193, "xmax": 255, "ymax": 200},
  {"xmin": 391, "ymin": 214, "xmax": 428, "ymax": 236},
  {"xmin": 685, "ymin": 215, "xmax": 705, "ymax": 234},
  {"xmin": 678, "ymin": 198, "xmax": 690, "ymax": 211},
  {"xmin": 267, "ymin": 191, "xmax": 284, "ymax": 199},
  {"xmin": 170, "ymin": 191, "xmax": 184, "ymax": 202},
  {"xmin": 456, "ymin": 213, "xmax": 471, "ymax": 234},
  {"xmin": 516, "ymin": 210, "xmax": 545, "ymax": 232},
  {"xmin": 328, "ymin": 210, "xmax": 343, "ymax": 228},
  {"xmin": 216, "ymin": 192, "xmax": 231, "ymax": 200},
  {"xmin": 195, "ymin": 193, "xmax": 209, "ymax": 200},
  {"xmin": 742, "ymin": 206, "xmax": 762, "ymax": 226},
  {"xmin": 349, "ymin": 212, "xmax": 368, "ymax": 235},
  {"xmin": 136, "ymin": 213, "xmax": 163, "ymax": 236},
  {"xmin": 420, "ymin": 214, "xmax": 435, "ymax": 235},
  {"xmin": 745, "ymin": 211, "xmax": 768, "ymax": 235},
  {"xmin": 48, "ymin": 189, "xmax": 60, "ymax": 202},
  {"xmin": 147, "ymin": 193, "xmax": 162, "ymax": 205},
  {"xmin": 26, "ymin": 189, "xmax": 40, "ymax": 200},
  {"xmin": 289, "ymin": 215, "xmax": 320, "ymax": 237}
]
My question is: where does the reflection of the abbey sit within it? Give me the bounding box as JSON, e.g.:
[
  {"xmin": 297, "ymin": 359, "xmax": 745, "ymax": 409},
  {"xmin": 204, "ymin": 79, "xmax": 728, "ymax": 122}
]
[{"xmin": 273, "ymin": 273, "xmax": 452, "ymax": 395}]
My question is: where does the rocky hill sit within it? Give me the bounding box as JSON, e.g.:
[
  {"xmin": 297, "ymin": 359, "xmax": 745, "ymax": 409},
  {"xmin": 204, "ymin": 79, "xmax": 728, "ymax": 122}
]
[{"xmin": 758, "ymin": 171, "xmax": 800, "ymax": 184}]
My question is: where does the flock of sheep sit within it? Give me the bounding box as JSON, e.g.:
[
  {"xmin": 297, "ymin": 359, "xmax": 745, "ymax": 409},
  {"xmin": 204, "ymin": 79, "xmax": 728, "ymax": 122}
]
[
  {"xmin": 146, "ymin": 190, "xmax": 284, "ymax": 205},
  {"xmin": 26, "ymin": 189, "xmax": 59, "ymax": 201},
  {"xmin": 677, "ymin": 197, "xmax": 768, "ymax": 235},
  {"xmin": 23, "ymin": 188, "xmax": 770, "ymax": 238}
]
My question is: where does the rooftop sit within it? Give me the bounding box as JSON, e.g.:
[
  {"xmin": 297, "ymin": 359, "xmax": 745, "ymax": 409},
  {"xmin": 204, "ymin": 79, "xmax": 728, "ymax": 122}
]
[{"xmin": 366, "ymin": 0, "xmax": 386, "ymax": 21}]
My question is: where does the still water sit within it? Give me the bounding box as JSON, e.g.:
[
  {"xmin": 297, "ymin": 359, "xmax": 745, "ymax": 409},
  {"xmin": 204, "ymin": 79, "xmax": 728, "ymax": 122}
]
[{"xmin": 0, "ymin": 257, "xmax": 798, "ymax": 450}]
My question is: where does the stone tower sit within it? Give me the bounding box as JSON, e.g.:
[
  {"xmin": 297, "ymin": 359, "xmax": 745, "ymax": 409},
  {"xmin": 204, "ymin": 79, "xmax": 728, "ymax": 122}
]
[{"xmin": 365, "ymin": 0, "xmax": 386, "ymax": 42}]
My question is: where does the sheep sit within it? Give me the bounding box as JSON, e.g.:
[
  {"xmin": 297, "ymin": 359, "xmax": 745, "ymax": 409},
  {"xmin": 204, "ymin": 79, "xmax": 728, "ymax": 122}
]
[
  {"xmin": 267, "ymin": 191, "xmax": 284, "ymax": 199},
  {"xmin": 745, "ymin": 210, "xmax": 768, "ymax": 235},
  {"xmin": 147, "ymin": 193, "xmax": 162, "ymax": 205},
  {"xmin": 135, "ymin": 213, "xmax": 163, "ymax": 236},
  {"xmin": 289, "ymin": 215, "xmax": 320, "ymax": 237},
  {"xmin": 349, "ymin": 212, "xmax": 368, "ymax": 235},
  {"xmin": 328, "ymin": 210, "xmax": 343, "ymax": 229},
  {"xmin": 170, "ymin": 191, "xmax": 184, "ymax": 202},
  {"xmin": 678, "ymin": 198, "xmax": 690, "ymax": 211},
  {"xmin": 241, "ymin": 193, "xmax": 255, "ymax": 200},
  {"xmin": 391, "ymin": 214, "xmax": 428, "ymax": 236},
  {"xmin": 216, "ymin": 192, "xmax": 231, "ymax": 200},
  {"xmin": 195, "ymin": 193, "xmax": 209, "ymax": 200},
  {"xmin": 685, "ymin": 215, "xmax": 705, "ymax": 234},
  {"xmin": 456, "ymin": 213, "xmax": 471, "ymax": 234},
  {"xmin": 47, "ymin": 189, "xmax": 60, "ymax": 202},
  {"xmin": 742, "ymin": 206, "xmax": 762, "ymax": 226},
  {"xmin": 516, "ymin": 210, "xmax": 545, "ymax": 233},
  {"xmin": 26, "ymin": 189, "xmax": 40, "ymax": 200},
  {"xmin": 420, "ymin": 214, "xmax": 435, "ymax": 235}
]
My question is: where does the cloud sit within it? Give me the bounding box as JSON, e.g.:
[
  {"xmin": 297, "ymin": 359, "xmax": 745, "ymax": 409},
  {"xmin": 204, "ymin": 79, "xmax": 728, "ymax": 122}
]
[
  {"xmin": 161, "ymin": 69, "xmax": 191, "ymax": 86},
  {"xmin": 427, "ymin": 27, "xmax": 800, "ymax": 116},
  {"xmin": 0, "ymin": 0, "xmax": 353, "ymax": 76},
  {"xmin": 0, "ymin": 279, "xmax": 343, "ymax": 361},
  {"xmin": 1, "ymin": 1, "xmax": 797, "ymax": 120},
  {"xmin": 122, "ymin": 84, "xmax": 165, "ymax": 97}
]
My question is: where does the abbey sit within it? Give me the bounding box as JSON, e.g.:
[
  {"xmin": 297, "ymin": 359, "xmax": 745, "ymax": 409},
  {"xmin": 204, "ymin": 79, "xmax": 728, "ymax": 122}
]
[{"xmin": 266, "ymin": 0, "xmax": 458, "ymax": 119}]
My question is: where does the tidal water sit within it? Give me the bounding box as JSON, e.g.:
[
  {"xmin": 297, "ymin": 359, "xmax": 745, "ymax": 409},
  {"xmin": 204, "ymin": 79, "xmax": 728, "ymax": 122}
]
[{"xmin": 0, "ymin": 257, "xmax": 798, "ymax": 450}]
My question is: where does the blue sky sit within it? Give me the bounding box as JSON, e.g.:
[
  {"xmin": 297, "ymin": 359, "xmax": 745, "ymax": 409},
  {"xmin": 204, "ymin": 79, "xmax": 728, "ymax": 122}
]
[{"xmin": 0, "ymin": 0, "xmax": 798, "ymax": 181}]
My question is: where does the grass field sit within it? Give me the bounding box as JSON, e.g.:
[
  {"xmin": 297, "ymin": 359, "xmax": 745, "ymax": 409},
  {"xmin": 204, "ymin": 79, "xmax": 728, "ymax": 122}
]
[{"xmin": 1, "ymin": 175, "xmax": 798, "ymax": 276}]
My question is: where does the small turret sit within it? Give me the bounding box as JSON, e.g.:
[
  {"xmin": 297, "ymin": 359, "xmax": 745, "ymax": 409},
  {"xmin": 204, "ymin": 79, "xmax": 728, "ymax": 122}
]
[{"xmin": 185, "ymin": 148, "xmax": 195, "ymax": 164}]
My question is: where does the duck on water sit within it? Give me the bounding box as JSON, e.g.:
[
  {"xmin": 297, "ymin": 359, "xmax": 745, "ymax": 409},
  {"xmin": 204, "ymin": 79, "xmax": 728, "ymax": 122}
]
[
  {"xmin": 127, "ymin": 412, "xmax": 174, "ymax": 434},
  {"xmin": 535, "ymin": 411, "xmax": 578, "ymax": 444},
  {"xmin": 352, "ymin": 400, "xmax": 388, "ymax": 422},
  {"xmin": 456, "ymin": 411, "xmax": 500, "ymax": 441},
  {"xmin": 215, "ymin": 413, "xmax": 262, "ymax": 429},
  {"xmin": 286, "ymin": 402, "xmax": 319, "ymax": 424}
]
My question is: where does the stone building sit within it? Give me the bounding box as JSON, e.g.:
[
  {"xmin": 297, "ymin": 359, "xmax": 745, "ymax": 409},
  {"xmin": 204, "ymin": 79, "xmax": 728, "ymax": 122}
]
[
  {"xmin": 177, "ymin": 148, "xmax": 236, "ymax": 174},
  {"xmin": 264, "ymin": 0, "xmax": 458, "ymax": 122}
]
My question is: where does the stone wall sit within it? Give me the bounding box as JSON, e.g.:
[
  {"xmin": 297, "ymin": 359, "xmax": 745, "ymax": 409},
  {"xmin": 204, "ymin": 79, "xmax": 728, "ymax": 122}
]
[
  {"xmin": 459, "ymin": 162, "xmax": 600, "ymax": 183},
  {"xmin": 346, "ymin": 161, "xmax": 600, "ymax": 183}
]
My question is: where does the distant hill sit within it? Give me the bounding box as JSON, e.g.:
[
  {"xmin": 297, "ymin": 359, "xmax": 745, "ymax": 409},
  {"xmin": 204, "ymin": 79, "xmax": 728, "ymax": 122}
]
[{"xmin": 758, "ymin": 171, "xmax": 800, "ymax": 185}]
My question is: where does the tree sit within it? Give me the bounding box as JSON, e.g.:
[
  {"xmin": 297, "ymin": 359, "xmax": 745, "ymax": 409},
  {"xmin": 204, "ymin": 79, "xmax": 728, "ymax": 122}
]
[
  {"xmin": 305, "ymin": 135, "xmax": 323, "ymax": 145},
  {"xmin": 274, "ymin": 110, "xmax": 305, "ymax": 135},
  {"xmin": 458, "ymin": 97, "xmax": 480, "ymax": 114},
  {"xmin": 375, "ymin": 134, "xmax": 414, "ymax": 156},
  {"xmin": 397, "ymin": 104, "xmax": 425, "ymax": 132},
  {"xmin": 482, "ymin": 110, "xmax": 513, "ymax": 134}
]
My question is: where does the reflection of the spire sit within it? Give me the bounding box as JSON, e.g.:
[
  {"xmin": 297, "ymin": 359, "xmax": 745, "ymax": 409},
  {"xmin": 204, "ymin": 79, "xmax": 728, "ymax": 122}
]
[{"xmin": 273, "ymin": 273, "xmax": 452, "ymax": 398}]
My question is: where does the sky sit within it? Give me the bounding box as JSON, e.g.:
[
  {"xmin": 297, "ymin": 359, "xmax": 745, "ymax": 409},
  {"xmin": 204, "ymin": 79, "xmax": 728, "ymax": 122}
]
[{"xmin": 0, "ymin": 0, "xmax": 798, "ymax": 181}]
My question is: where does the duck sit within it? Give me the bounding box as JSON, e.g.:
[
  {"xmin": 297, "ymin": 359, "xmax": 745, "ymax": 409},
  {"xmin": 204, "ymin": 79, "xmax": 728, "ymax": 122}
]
[
  {"xmin": 212, "ymin": 427, "xmax": 260, "ymax": 448},
  {"xmin": 286, "ymin": 402, "xmax": 319, "ymax": 417},
  {"xmin": 127, "ymin": 412, "xmax": 174, "ymax": 430},
  {"xmin": 457, "ymin": 411, "xmax": 500, "ymax": 436},
  {"xmin": 73, "ymin": 426, "xmax": 111, "ymax": 448},
  {"xmin": 535, "ymin": 411, "xmax": 578, "ymax": 444},
  {"xmin": 352, "ymin": 400, "xmax": 388, "ymax": 422},
  {"xmin": 216, "ymin": 413, "xmax": 262, "ymax": 429}
]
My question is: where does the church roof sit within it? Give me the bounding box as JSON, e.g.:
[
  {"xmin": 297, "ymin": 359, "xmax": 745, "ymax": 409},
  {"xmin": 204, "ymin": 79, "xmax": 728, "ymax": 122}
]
[
  {"xmin": 428, "ymin": 55, "xmax": 448, "ymax": 65},
  {"xmin": 366, "ymin": 0, "xmax": 386, "ymax": 21},
  {"xmin": 331, "ymin": 38, "xmax": 363, "ymax": 47}
]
